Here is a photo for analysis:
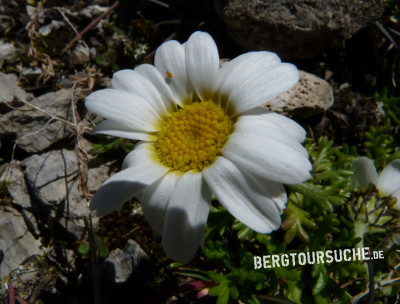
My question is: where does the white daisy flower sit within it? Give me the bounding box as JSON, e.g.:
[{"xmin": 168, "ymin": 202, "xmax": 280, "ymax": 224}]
[
  {"xmin": 86, "ymin": 31, "xmax": 312, "ymax": 263},
  {"xmin": 353, "ymin": 156, "xmax": 400, "ymax": 209}
]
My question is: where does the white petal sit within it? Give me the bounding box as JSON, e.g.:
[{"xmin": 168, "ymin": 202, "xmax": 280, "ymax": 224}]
[
  {"xmin": 154, "ymin": 40, "xmax": 192, "ymax": 104},
  {"xmin": 92, "ymin": 120, "xmax": 154, "ymax": 141},
  {"xmin": 222, "ymin": 133, "xmax": 312, "ymax": 184},
  {"xmin": 228, "ymin": 63, "xmax": 299, "ymax": 115},
  {"xmin": 218, "ymin": 51, "xmax": 281, "ymax": 102},
  {"xmin": 85, "ymin": 89, "xmax": 161, "ymax": 132},
  {"xmin": 122, "ymin": 142, "xmax": 159, "ymax": 169},
  {"xmin": 239, "ymin": 108, "xmax": 306, "ymax": 142},
  {"xmin": 263, "ymin": 180, "xmax": 287, "ymax": 213},
  {"xmin": 134, "ymin": 64, "xmax": 178, "ymax": 111},
  {"xmin": 185, "ymin": 31, "xmax": 219, "ymax": 101},
  {"xmin": 203, "ymin": 157, "xmax": 285, "ymax": 233},
  {"xmin": 352, "ymin": 157, "xmax": 378, "ymax": 190},
  {"xmin": 377, "ymin": 159, "xmax": 400, "ymax": 196},
  {"xmin": 233, "ymin": 116, "xmax": 309, "ymax": 158},
  {"xmin": 391, "ymin": 188, "xmax": 400, "ymax": 210},
  {"xmin": 241, "ymin": 168, "xmax": 288, "ymax": 214},
  {"xmin": 90, "ymin": 162, "xmax": 169, "ymax": 217},
  {"xmin": 162, "ymin": 172, "xmax": 211, "ymax": 263},
  {"xmin": 141, "ymin": 172, "xmax": 178, "ymax": 234},
  {"xmin": 111, "ymin": 68, "xmax": 175, "ymax": 115}
]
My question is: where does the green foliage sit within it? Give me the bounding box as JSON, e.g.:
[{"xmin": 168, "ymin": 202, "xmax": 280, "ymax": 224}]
[
  {"xmin": 364, "ymin": 119, "xmax": 400, "ymax": 168},
  {"xmin": 78, "ymin": 231, "xmax": 109, "ymax": 260},
  {"xmin": 378, "ymin": 88, "xmax": 400, "ymax": 124},
  {"xmin": 177, "ymin": 134, "xmax": 400, "ymax": 303},
  {"xmin": 91, "ymin": 137, "xmax": 134, "ymax": 155},
  {"xmin": 94, "ymin": 16, "xmax": 155, "ymax": 74}
]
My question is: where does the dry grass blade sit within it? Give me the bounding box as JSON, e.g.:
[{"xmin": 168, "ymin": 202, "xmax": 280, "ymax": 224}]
[{"xmin": 61, "ymin": 1, "xmax": 120, "ymax": 54}]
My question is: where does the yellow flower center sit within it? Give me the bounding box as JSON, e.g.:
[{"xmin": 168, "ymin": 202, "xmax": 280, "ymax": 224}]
[{"xmin": 154, "ymin": 100, "xmax": 233, "ymax": 172}]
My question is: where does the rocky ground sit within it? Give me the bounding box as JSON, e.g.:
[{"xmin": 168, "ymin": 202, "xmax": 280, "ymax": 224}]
[{"xmin": 0, "ymin": 0, "xmax": 399, "ymax": 303}]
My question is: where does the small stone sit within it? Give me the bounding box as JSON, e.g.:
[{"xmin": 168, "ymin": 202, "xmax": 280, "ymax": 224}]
[
  {"xmin": 80, "ymin": 5, "xmax": 108, "ymax": 18},
  {"xmin": 0, "ymin": 40, "xmax": 15, "ymax": 69},
  {"xmin": 0, "ymin": 209, "xmax": 43, "ymax": 278},
  {"xmin": 26, "ymin": 5, "xmax": 45, "ymax": 23},
  {"xmin": 38, "ymin": 20, "xmax": 65, "ymax": 36},
  {"xmin": 68, "ymin": 44, "xmax": 90, "ymax": 66},
  {"xmin": 261, "ymin": 71, "xmax": 334, "ymax": 117},
  {"xmin": 0, "ymin": 72, "xmax": 31, "ymax": 109},
  {"xmin": 102, "ymin": 239, "xmax": 149, "ymax": 283},
  {"xmin": 21, "ymin": 67, "xmax": 42, "ymax": 81}
]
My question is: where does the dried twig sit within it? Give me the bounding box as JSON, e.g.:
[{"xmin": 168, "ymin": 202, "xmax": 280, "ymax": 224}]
[
  {"xmin": 17, "ymin": 98, "xmax": 76, "ymax": 128},
  {"xmin": 70, "ymin": 81, "xmax": 92, "ymax": 198},
  {"xmin": 375, "ymin": 21, "xmax": 398, "ymax": 49},
  {"xmin": 57, "ymin": 7, "xmax": 89, "ymax": 50},
  {"xmin": 7, "ymin": 283, "xmax": 15, "ymax": 304},
  {"xmin": 148, "ymin": 0, "xmax": 170, "ymax": 8},
  {"xmin": 61, "ymin": 1, "xmax": 119, "ymax": 54},
  {"xmin": 351, "ymin": 262, "xmax": 400, "ymax": 303}
]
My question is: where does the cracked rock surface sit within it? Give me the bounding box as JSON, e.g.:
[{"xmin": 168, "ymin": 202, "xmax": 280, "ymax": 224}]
[{"xmin": 214, "ymin": 0, "xmax": 385, "ymax": 59}]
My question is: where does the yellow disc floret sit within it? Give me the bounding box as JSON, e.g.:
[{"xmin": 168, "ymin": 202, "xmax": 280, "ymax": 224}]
[{"xmin": 154, "ymin": 100, "xmax": 233, "ymax": 172}]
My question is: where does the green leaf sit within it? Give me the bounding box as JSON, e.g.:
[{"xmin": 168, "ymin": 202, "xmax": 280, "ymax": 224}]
[
  {"xmin": 78, "ymin": 242, "xmax": 90, "ymax": 255},
  {"xmin": 274, "ymin": 267, "xmax": 301, "ymax": 281},
  {"xmin": 208, "ymin": 271, "xmax": 226, "ymax": 283},
  {"xmin": 286, "ymin": 280, "xmax": 303, "ymax": 304},
  {"xmin": 230, "ymin": 285, "xmax": 239, "ymax": 299},
  {"xmin": 314, "ymin": 295, "xmax": 330, "ymax": 304},
  {"xmin": 98, "ymin": 246, "xmax": 109, "ymax": 258},
  {"xmin": 209, "ymin": 282, "xmax": 230, "ymax": 304},
  {"xmin": 312, "ymin": 271, "xmax": 326, "ymax": 295}
]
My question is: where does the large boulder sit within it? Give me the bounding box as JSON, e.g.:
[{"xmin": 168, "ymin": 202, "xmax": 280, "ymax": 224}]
[{"xmin": 214, "ymin": 0, "xmax": 385, "ymax": 59}]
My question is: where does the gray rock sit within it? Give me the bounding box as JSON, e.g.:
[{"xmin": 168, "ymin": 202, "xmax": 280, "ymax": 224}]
[
  {"xmin": 68, "ymin": 44, "xmax": 90, "ymax": 67},
  {"xmin": 0, "ymin": 88, "xmax": 75, "ymax": 153},
  {"xmin": 0, "ymin": 40, "xmax": 15, "ymax": 69},
  {"xmin": 87, "ymin": 164, "xmax": 113, "ymax": 193},
  {"xmin": 79, "ymin": 5, "xmax": 108, "ymax": 18},
  {"xmin": 38, "ymin": 20, "xmax": 65, "ymax": 36},
  {"xmin": 1, "ymin": 161, "xmax": 31, "ymax": 209},
  {"xmin": 261, "ymin": 71, "xmax": 334, "ymax": 117},
  {"xmin": 0, "ymin": 72, "xmax": 31, "ymax": 108},
  {"xmin": 0, "ymin": 161, "xmax": 40, "ymax": 237},
  {"xmin": 0, "ymin": 208, "xmax": 43, "ymax": 279},
  {"xmin": 214, "ymin": 0, "xmax": 385, "ymax": 59},
  {"xmin": 103, "ymin": 239, "xmax": 149, "ymax": 283},
  {"xmin": 23, "ymin": 149, "xmax": 111, "ymax": 239},
  {"xmin": 21, "ymin": 67, "xmax": 42, "ymax": 81},
  {"xmin": 23, "ymin": 149, "xmax": 88, "ymax": 238},
  {"xmin": 23, "ymin": 149, "xmax": 78, "ymax": 206}
]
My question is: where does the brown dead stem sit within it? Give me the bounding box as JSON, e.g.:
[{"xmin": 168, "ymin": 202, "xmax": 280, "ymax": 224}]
[
  {"xmin": 25, "ymin": 2, "xmax": 60, "ymax": 85},
  {"xmin": 70, "ymin": 81, "xmax": 92, "ymax": 199}
]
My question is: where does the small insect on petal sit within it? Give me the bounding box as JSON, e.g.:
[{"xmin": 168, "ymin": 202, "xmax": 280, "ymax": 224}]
[{"xmin": 166, "ymin": 70, "xmax": 173, "ymax": 78}]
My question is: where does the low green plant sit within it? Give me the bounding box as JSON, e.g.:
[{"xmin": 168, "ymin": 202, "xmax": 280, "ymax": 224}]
[{"xmin": 176, "ymin": 135, "xmax": 400, "ymax": 303}]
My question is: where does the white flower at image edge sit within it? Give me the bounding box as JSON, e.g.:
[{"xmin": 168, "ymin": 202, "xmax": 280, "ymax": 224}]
[
  {"xmin": 353, "ymin": 156, "xmax": 400, "ymax": 209},
  {"xmin": 85, "ymin": 31, "xmax": 312, "ymax": 263}
]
